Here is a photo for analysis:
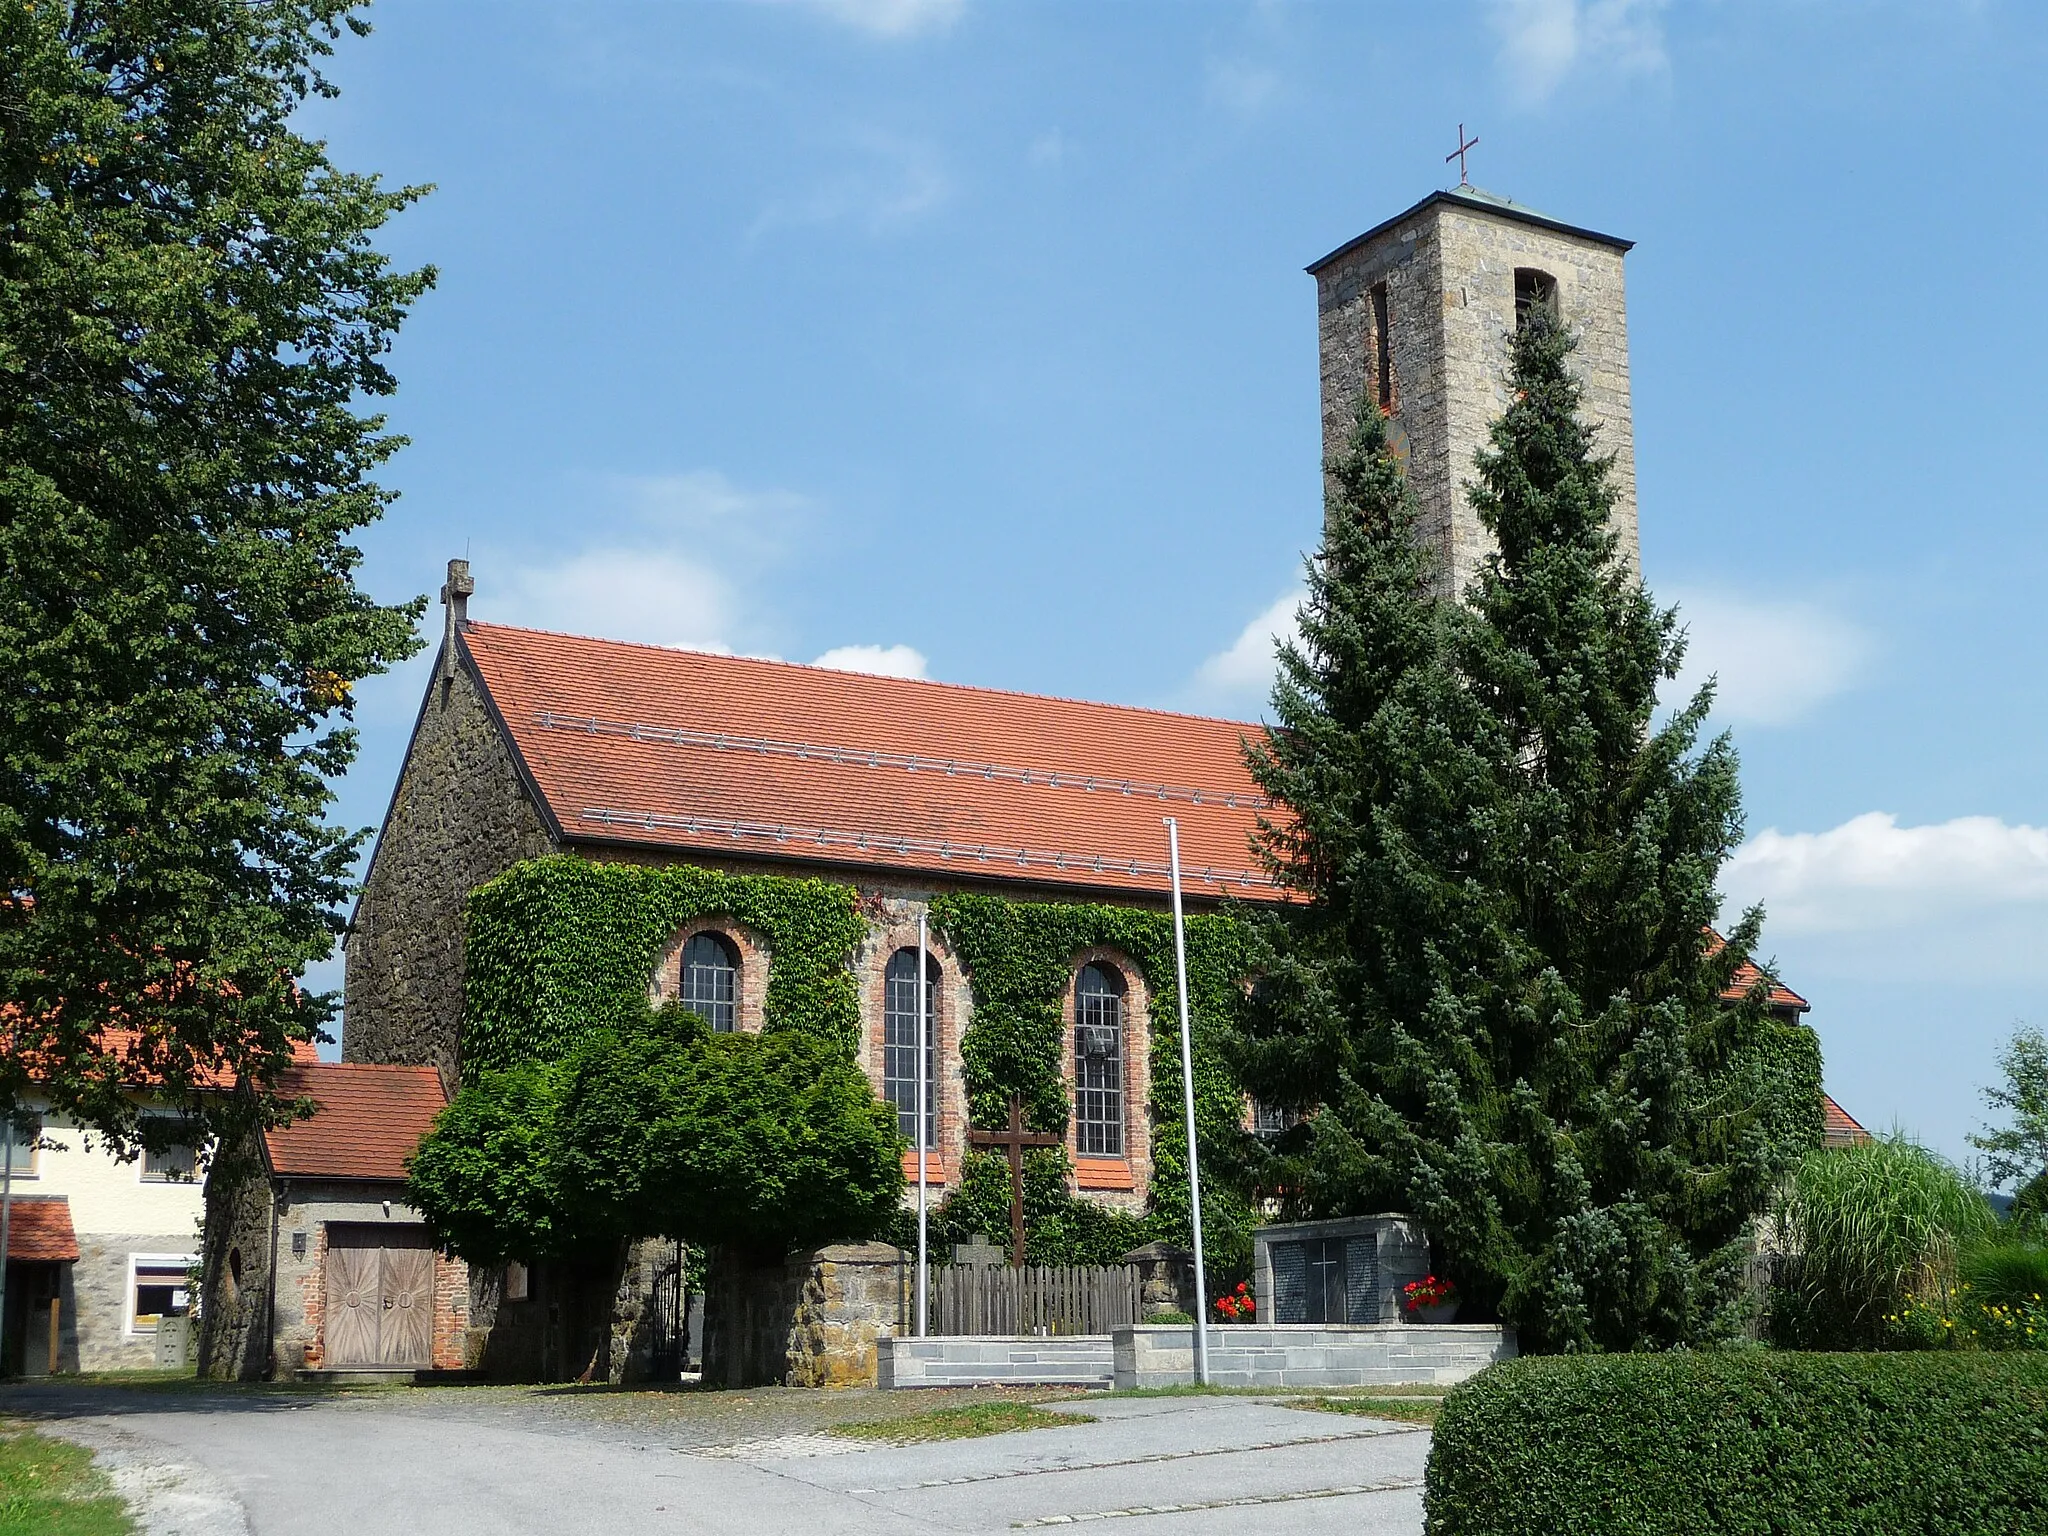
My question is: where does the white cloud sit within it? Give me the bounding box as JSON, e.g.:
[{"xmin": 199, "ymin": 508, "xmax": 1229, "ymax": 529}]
[
  {"xmin": 1726, "ymin": 813, "xmax": 2048, "ymax": 936},
  {"xmin": 1187, "ymin": 587, "xmax": 1303, "ymax": 715},
  {"xmin": 811, "ymin": 643, "xmax": 929, "ymax": 679},
  {"xmin": 1490, "ymin": 0, "xmax": 1667, "ymax": 106},
  {"xmin": 1664, "ymin": 588, "xmax": 1871, "ymax": 727},
  {"xmin": 502, "ymin": 548, "xmax": 743, "ymax": 654},
  {"xmin": 775, "ymin": 0, "xmax": 964, "ymax": 37}
]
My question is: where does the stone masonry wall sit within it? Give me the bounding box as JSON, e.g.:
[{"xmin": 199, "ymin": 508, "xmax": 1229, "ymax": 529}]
[
  {"xmin": 344, "ymin": 635, "xmax": 556, "ymax": 1087},
  {"xmin": 1317, "ymin": 196, "xmax": 1637, "ymax": 603},
  {"xmin": 704, "ymin": 1242, "xmax": 907, "ymax": 1388},
  {"xmin": 72, "ymin": 1232, "xmax": 200, "ymax": 1373}
]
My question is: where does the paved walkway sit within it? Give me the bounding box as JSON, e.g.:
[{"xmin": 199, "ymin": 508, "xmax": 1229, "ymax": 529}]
[{"xmin": 4, "ymin": 1386, "xmax": 1428, "ymax": 1535}]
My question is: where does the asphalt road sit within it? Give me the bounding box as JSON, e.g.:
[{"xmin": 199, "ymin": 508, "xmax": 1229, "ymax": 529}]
[{"xmin": 9, "ymin": 1387, "xmax": 1429, "ymax": 1536}]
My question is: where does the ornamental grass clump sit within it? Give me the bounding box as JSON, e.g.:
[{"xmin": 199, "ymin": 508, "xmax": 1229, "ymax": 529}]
[{"xmin": 1771, "ymin": 1135, "xmax": 1993, "ymax": 1349}]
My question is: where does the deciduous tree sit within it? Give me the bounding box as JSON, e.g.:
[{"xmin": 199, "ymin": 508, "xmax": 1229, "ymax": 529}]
[{"xmin": 0, "ymin": 2, "xmax": 429, "ymax": 1143}]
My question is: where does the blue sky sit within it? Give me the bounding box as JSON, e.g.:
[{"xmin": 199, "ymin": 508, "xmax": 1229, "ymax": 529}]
[{"xmin": 306, "ymin": 0, "xmax": 2048, "ymax": 1171}]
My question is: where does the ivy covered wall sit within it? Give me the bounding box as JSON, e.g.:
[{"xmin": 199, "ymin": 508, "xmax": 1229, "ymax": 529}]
[
  {"xmin": 462, "ymin": 857, "xmax": 869, "ymax": 1068},
  {"xmin": 928, "ymin": 892, "xmax": 1259, "ymax": 1270},
  {"xmin": 459, "ymin": 856, "xmax": 1266, "ymax": 1270}
]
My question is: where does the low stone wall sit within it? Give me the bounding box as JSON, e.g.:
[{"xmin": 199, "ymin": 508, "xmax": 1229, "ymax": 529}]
[
  {"xmin": 878, "ymin": 1335, "xmax": 1113, "ymax": 1389},
  {"xmin": 1112, "ymin": 1322, "xmax": 1516, "ymax": 1390}
]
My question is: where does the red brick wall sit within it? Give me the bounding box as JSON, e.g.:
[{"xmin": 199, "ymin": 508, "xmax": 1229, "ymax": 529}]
[{"xmin": 431, "ymin": 1252, "xmax": 470, "ymax": 1370}]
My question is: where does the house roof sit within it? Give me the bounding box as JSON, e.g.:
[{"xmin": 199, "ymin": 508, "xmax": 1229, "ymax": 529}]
[
  {"xmin": 458, "ymin": 621, "xmax": 1278, "ymax": 902},
  {"xmin": 1823, "ymin": 1094, "xmax": 1871, "ymax": 1149},
  {"xmin": 1705, "ymin": 931, "xmax": 1810, "ymax": 1014},
  {"xmin": 5, "ymin": 1196, "xmax": 79, "ymax": 1263},
  {"xmin": 262, "ymin": 1063, "xmax": 448, "ymax": 1182}
]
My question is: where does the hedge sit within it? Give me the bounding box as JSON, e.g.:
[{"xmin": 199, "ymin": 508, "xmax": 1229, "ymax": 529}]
[{"xmin": 1425, "ymin": 1352, "xmax": 2048, "ymax": 1536}]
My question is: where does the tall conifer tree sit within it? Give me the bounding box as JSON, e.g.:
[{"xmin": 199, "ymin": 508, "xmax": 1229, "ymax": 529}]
[{"xmin": 1236, "ymin": 310, "xmax": 1821, "ymax": 1352}]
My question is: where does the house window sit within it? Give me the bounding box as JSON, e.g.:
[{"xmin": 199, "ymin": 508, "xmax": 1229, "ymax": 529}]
[
  {"xmin": 1371, "ymin": 280, "xmax": 1393, "ymax": 411},
  {"xmin": 1252, "ymin": 1101, "xmax": 1301, "ymax": 1139},
  {"xmin": 504, "ymin": 1261, "xmax": 530, "ymax": 1302},
  {"xmin": 1514, "ymin": 267, "xmax": 1558, "ymax": 330},
  {"xmin": 140, "ymin": 1131, "xmax": 199, "ymax": 1183},
  {"xmin": 679, "ymin": 932, "xmax": 740, "ymax": 1033},
  {"xmin": 1074, "ymin": 963, "xmax": 1126, "ymax": 1158},
  {"xmin": 883, "ymin": 948, "xmax": 940, "ymax": 1149},
  {"xmin": 129, "ymin": 1254, "xmax": 196, "ymax": 1334},
  {"xmin": 2, "ymin": 1114, "xmax": 40, "ymax": 1178}
]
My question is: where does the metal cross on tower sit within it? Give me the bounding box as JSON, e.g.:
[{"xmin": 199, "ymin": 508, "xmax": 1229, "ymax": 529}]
[
  {"xmin": 1446, "ymin": 123, "xmax": 1479, "ymax": 186},
  {"xmin": 967, "ymin": 1093, "xmax": 1060, "ymax": 1268}
]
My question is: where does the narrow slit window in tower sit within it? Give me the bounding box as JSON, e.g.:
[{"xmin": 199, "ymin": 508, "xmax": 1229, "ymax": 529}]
[{"xmin": 1371, "ymin": 281, "xmax": 1393, "ymax": 411}]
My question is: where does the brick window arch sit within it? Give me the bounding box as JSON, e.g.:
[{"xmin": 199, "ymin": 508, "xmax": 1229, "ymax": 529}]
[
  {"xmin": 1074, "ymin": 962, "xmax": 1128, "ymax": 1158},
  {"xmin": 649, "ymin": 920, "xmax": 768, "ymax": 1034},
  {"xmin": 883, "ymin": 948, "xmax": 941, "ymax": 1149},
  {"xmin": 679, "ymin": 932, "xmax": 740, "ymax": 1032}
]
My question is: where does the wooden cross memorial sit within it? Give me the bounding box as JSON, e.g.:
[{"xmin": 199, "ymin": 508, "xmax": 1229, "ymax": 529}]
[{"xmin": 967, "ymin": 1093, "xmax": 1060, "ymax": 1269}]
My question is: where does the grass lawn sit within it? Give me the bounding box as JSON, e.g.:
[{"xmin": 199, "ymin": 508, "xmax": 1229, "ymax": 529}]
[
  {"xmin": 828, "ymin": 1401, "xmax": 1091, "ymax": 1443},
  {"xmin": 0, "ymin": 1426, "xmax": 132, "ymax": 1536},
  {"xmin": 1287, "ymin": 1394, "xmax": 1442, "ymax": 1426}
]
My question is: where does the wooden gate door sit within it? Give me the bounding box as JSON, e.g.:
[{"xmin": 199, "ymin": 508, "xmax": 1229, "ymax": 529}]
[
  {"xmin": 378, "ymin": 1241, "xmax": 434, "ymax": 1366},
  {"xmin": 323, "ymin": 1226, "xmax": 435, "ymax": 1368}
]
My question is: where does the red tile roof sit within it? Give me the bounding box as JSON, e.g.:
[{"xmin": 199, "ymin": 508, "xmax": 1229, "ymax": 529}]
[
  {"xmin": 1706, "ymin": 932, "xmax": 1809, "ymax": 1013},
  {"xmin": 1823, "ymin": 1094, "xmax": 1871, "ymax": 1148},
  {"xmin": 263, "ymin": 1063, "xmax": 448, "ymax": 1182},
  {"xmin": 460, "ymin": 622, "xmax": 1276, "ymax": 900},
  {"xmin": 5, "ymin": 1197, "xmax": 79, "ymax": 1263}
]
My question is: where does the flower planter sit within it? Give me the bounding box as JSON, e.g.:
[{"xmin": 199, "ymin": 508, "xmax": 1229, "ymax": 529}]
[{"xmin": 1413, "ymin": 1303, "xmax": 1460, "ymax": 1325}]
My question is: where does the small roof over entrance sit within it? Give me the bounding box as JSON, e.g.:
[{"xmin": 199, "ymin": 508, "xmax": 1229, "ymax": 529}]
[{"xmin": 4, "ymin": 1196, "xmax": 79, "ymax": 1262}]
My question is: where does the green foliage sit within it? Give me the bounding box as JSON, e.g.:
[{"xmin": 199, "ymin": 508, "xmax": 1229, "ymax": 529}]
[
  {"xmin": 462, "ymin": 857, "xmax": 869, "ymax": 1068},
  {"xmin": 408, "ymin": 1008, "xmax": 904, "ymax": 1262},
  {"xmin": 1770, "ymin": 1136, "xmax": 1994, "ymax": 1350},
  {"xmin": 929, "ymin": 892, "xmax": 1258, "ymax": 1268},
  {"xmin": 401, "ymin": 1058, "xmax": 582, "ymax": 1266},
  {"xmin": 0, "ymin": 1, "xmax": 429, "ymax": 1145},
  {"xmin": 1961, "ymin": 1232, "xmax": 2048, "ymax": 1312},
  {"xmin": 1423, "ymin": 1351, "xmax": 2048, "ymax": 1536},
  {"xmin": 1232, "ymin": 318, "xmax": 1822, "ymax": 1353},
  {"xmin": 1969, "ymin": 1024, "xmax": 2048, "ymax": 1203}
]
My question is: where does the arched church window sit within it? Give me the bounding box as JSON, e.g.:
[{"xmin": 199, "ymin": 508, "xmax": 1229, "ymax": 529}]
[
  {"xmin": 1074, "ymin": 963, "xmax": 1126, "ymax": 1158},
  {"xmin": 1515, "ymin": 267, "xmax": 1558, "ymax": 330},
  {"xmin": 883, "ymin": 949, "xmax": 941, "ymax": 1149},
  {"xmin": 680, "ymin": 932, "xmax": 739, "ymax": 1033}
]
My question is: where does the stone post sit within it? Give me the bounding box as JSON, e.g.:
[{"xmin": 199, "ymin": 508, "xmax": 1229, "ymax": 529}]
[{"xmin": 1119, "ymin": 1241, "xmax": 1197, "ymax": 1319}]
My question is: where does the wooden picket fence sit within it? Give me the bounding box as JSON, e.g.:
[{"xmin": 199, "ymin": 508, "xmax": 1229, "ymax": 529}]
[{"xmin": 927, "ymin": 1263, "xmax": 1143, "ymax": 1337}]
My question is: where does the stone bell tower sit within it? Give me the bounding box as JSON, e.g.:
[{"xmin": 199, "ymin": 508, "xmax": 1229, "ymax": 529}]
[{"xmin": 1309, "ymin": 187, "xmax": 1637, "ymax": 599}]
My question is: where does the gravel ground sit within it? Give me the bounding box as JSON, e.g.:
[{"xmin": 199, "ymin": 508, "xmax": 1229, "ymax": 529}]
[{"xmin": 0, "ymin": 1379, "xmax": 1429, "ymax": 1535}]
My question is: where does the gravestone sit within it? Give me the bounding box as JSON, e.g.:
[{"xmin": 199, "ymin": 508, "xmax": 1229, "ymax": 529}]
[{"xmin": 952, "ymin": 1236, "xmax": 1005, "ymax": 1269}]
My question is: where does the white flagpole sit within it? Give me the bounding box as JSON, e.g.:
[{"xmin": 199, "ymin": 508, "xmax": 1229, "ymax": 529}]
[
  {"xmin": 916, "ymin": 912, "xmax": 930, "ymax": 1338},
  {"xmin": 1164, "ymin": 818, "xmax": 1211, "ymax": 1387}
]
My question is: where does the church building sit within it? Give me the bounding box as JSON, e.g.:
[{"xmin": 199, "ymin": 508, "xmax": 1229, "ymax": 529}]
[
  {"xmin": 346, "ymin": 184, "xmax": 1642, "ymax": 1158},
  {"xmin": 321, "ymin": 188, "xmax": 1849, "ymax": 1380}
]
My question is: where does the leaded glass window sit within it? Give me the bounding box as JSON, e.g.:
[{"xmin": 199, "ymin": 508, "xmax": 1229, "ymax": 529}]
[
  {"xmin": 680, "ymin": 932, "xmax": 739, "ymax": 1033},
  {"xmin": 884, "ymin": 949, "xmax": 940, "ymax": 1149},
  {"xmin": 1074, "ymin": 963, "xmax": 1125, "ymax": 1158}
]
